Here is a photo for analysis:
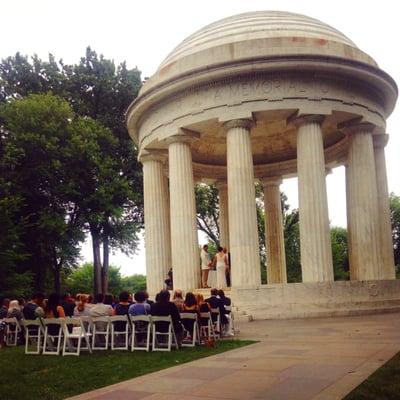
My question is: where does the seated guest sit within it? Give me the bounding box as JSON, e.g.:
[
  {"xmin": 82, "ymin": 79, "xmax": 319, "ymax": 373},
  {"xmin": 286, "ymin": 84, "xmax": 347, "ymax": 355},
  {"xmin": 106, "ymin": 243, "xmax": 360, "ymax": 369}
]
[
  {"xmin": 86, "ymin": 295, "xmax": 94, "ymax": 309},
  {"xmin": 114, "ymin": 291, "xmax": 131, "ymax": 316},
  {"xmin": 183, "ymin": 292, "xmax": 198, "ymax": 313},
  {"xmin": 144, "ymin": 291, "xmax": 154, "ymax": 306},
  {"xmin": 23, "ymin": 293, "xmax": 45, "ymax": 319},
  {"xmin": 0, "ymin": 299, "xmax": 9, "ymax": 319},
  {"xmin": 61, "ymin": 293, "xmax": 75, "ymax": 317},
  {"xmin": 89, "ymin": 293, "xmax": 113, "ymax": 317},
  {"xmin": 129, "ymin": 291, "xmax": 151, "ymax": 316},
  {"xmin": 218, "ymin": 290, "xmax": 231, "ymax": 311},
  {"xmin": 181, "ymin": 292, "xmax": 198, "ymax": 335},
  {"xmin": 172, "ymin": 290, "xmax": 184, "ymax": 312},
  {"xmin": 151, "ymin": 289, "xmax": 183, "ymax": 345},
  {"xmin": 195, "ymin": 293, "xmax": 211, "ymax": 327},
  {"xmin": 45, "ymin": 293, "xmax": 65, "ymax": 319},
  {"xmin": 104, "ymin": 294, "xmax": 114, "ymax": 308},
  {"xmin": 205, "ymin": 288, "xmax": 228, "ymax": 327},
  {"xmin": 44, "ymin": 293, "xmax": 65, "ymax": 337},
  {"xmin": 218, "ymin": 290, "xmax": 234, "ymax": 336},
  {"xmin": 6, "ymin": 300, "xmax": 23, "ymax": 321},
  {"xmin": 73, "ymin": 294, "xmax": 91, "ymax": 317}
]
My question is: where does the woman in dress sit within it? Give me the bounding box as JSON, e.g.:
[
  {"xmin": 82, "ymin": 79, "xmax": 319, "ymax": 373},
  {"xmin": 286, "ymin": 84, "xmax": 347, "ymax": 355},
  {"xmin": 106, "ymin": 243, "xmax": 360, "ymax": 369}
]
[{"xmin": 214, "ymin": 247, "xmax": 228, "ymax": 289}]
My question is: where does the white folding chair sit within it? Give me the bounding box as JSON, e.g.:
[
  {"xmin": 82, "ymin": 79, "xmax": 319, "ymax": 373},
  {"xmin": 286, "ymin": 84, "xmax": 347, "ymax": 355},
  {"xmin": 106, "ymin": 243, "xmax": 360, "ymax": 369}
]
[
  {"xmin": 224, "ymin": 305, "xmax": 235, "ymax": 336},
  {"xmin": 3, "ymin": 317, "xmax": 21, "ymax": 346},
  {"xmin": 109, "ymin": 315, "xmax": 130, "ymax": 350},
  {"xmin": 180, "ymin": 313, "xmax": 200, "ymax": 347},
  {"xmin": 79, "ymin": 316, "xmax": 93, "ymax": 336},
  {"xmin": 130, "ymin": 315, "xmax": 152, "ymax": 351},
  {"xmin": 210, "ymin": 308, "xmax": 221, "ymax": 339},
  {"xmin": 22, "ymin": 319, "xmax": 43, "ymax": 354},
  {"xmin": 62, "ymin": 317, "xmax": 92, "ymax": 356},
  {"xmin": 42, "ymin": 318, "xmax": 65, "ymax": 355},
  {"xmin": 199, "ymin": 312, "xmax": 216, "ymax": 343},
  {"xmin": 151, "ymin": 316, "xmax": 178, "ymax": 352},
  {"xmin": 91, "ymin": 316, "xmax": 110, "ymax": 350}
]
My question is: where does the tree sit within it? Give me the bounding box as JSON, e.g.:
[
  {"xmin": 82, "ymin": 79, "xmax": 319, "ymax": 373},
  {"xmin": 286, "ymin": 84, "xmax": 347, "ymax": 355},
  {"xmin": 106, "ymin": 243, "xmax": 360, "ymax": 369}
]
[
  {"xmin": 0, "ymin": 94, "xmax": 86, "ymax": 293},
  {"xmin": 390, "ymin": 192, "xmax": 400, "ymax": 269},
  {"xmin": 195, "ymin": 184, "xmax": 220, "ymax": 245},
  {"xmin": 331, "ymin": 227, "xmax": 349, "ymax": 280},
  {"xmin": 0, "ymin": 196, "xmax": 32, "ymax": 298},
  {"xmin": 66, "ymin": 263, "xmax": 146, "ymax": 295},
  {"xmin": 0, "ymin": 49, "xmax": 144, "ymax": 294}
]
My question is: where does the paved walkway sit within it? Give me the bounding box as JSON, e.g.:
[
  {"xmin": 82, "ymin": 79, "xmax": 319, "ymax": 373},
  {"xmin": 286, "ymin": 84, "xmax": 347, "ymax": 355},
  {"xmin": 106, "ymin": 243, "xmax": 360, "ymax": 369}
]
[{"xmin": 68, "ymin": 312, "xmax": 400, "ymax": 400}]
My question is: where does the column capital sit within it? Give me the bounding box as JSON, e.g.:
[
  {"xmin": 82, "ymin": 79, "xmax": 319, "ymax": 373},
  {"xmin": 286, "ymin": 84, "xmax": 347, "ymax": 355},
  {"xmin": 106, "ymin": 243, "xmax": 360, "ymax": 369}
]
[
  {"xmin": 260, "ymin": 177, "xmax": 282, "ymax": 188},
  {"xmin": 223, "ymin": 118, "xmax": 254, "ymax": 131},
  {"xmin": 289, "ymin": 114, "xmax": 325, "ymax": 128},
  {"xmin": 139, "ymin": 150, "xmax": 167, "ymax": 164},
  {"xmin": 373, "ymin": 134, "xmax": 389, "ymax": 149},
  {"xmin": 165, "ymin": 129, "xmax": 200, "ymax": 146},
  {"xmin": 215, "ymin": 180, "xmax": 228, "ymax": 190},
  {"xmin": 339, "ymin": 122, "xmax": 376, "ymax": 135}
]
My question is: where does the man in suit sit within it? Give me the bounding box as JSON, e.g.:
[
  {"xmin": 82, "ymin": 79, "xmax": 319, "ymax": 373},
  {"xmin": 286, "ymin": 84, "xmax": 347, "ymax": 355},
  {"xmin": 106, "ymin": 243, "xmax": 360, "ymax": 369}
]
[
  {"xmin": 205, "ymin": 288, "xmax": 228, "ymax": 326},
  {"xmin": 150, "ymin": 290, "xmax": 183, "ymax": 345}
]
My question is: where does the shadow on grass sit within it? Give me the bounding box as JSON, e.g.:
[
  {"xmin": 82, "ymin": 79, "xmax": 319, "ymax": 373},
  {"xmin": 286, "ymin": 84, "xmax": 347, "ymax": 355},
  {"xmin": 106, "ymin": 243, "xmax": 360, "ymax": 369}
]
[
  {"xmin": 0, "ymin": 339, "xmax": 255, "ymax": 400},
  {"xmin": 344, "ymin": 351, "xmax": 400, "ymax": 400}
]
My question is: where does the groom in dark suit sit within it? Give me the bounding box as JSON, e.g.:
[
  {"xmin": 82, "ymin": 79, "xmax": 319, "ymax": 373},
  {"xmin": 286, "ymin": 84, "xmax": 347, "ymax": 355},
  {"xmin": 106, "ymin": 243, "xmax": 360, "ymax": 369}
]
[{"xmin": 205, "ymin": 288, "xmax": 228, "ymax": 325}]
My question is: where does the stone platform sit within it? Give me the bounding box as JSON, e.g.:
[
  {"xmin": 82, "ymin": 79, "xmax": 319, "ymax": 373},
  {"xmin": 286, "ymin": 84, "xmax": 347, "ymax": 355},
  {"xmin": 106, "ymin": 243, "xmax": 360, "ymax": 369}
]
[{"xmin": 231, "ymin": 279, "xmax": 400, "ymax": 320}]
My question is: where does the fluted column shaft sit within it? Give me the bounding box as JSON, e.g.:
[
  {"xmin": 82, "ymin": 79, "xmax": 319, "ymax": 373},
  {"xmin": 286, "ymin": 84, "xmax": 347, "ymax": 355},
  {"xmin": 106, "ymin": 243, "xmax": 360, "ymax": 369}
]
[
  {"xmin": 346, "ymin": 125, "xmax": 382, "ymax": 280},
  {"xmin": 262, "ymin": 178, "xmax": 287, "ymax": 284},
  {"xmin": 168, "ymin": 137, "xmax": 199, "ymax": 290},
  {"xmin": 216, "ymin": 182, "xmax": 230, "ymax": 249},
  {"xmin": 296, "ymin": 116, "xmax": 334, "ymax": 282},
  {"xmin": 374, "ymin": 135, "xmax": 395, "ymax": 279},
  {"xmin": 142, "ymin": 155, "xmax": 171, "ymax": 295},
  {"xmin": 224, "ymin": 119, "xmax": 261, "ymax": 287}
]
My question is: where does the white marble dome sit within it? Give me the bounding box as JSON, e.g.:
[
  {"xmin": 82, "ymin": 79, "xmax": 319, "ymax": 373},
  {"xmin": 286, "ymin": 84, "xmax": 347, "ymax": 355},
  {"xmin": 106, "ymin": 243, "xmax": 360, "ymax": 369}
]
[{"xmin": 140, "ymin": 11, "xmax": 377, "ymax": 96}]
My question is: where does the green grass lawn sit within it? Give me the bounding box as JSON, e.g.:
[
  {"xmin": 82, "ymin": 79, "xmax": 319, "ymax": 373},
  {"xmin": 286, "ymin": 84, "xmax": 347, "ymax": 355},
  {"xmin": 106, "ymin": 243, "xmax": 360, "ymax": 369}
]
[
  {"xmin": 0, "ymin": 340, "xmax": 254, "ymax": 400},
  {"xmin": 344, "ymin": 351, "xmax": 400, "ymax": 400}
]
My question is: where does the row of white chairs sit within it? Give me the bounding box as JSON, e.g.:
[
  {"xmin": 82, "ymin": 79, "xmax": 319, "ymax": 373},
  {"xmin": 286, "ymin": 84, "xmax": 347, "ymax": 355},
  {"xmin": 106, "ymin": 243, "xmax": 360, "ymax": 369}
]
[{"xmin": 1, "ymin": 310, "xmax": 224, "ymax": 356}]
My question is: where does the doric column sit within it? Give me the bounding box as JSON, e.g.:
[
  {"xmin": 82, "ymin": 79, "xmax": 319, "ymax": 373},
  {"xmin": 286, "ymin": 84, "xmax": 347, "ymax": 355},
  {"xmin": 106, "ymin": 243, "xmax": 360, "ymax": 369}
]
[
  {"xmin": 261, "ymin": 177, "xmax": 287, "ymax": 284},
  {"xmin": 167, "ymin": 135, "xmax": 199, "ymax": 291},
  {"xmin": 224, "ymin": 119, "xmax": 261, "ymax": 287},
  {"xmin": 141, "ymin": 152, "xmax": 171, "ymax": 295},
  {"xmin": 216, "ymin": 181, "xmax": 229, "ymax": 249},
  {"xmin": 294, "ymin": 115, "xmax": 334, "ymax": 282},
  {"xmin": 374, "ymin": 135, "xmax": 395, "ymax": 279},
  {"xmin": 345, "ymin": 123, "xmax": 382, "ymax": 280}
]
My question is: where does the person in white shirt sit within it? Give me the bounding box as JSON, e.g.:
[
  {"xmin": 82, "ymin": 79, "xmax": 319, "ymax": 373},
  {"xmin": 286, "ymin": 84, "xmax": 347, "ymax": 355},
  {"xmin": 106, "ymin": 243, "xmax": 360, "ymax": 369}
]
[
  {"xmin": 200, "ymin": 244, "xmax": 212, "ymax": 288},
  {"xmin": 89, "ymin": 293, "xmax": 113, "ymax": 317}
]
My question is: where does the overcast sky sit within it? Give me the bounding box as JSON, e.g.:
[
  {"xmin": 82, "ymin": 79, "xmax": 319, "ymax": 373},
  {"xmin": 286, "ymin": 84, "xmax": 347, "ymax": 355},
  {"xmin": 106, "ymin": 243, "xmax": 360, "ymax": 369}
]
[{"xmin": 2, "ymin": 0, "xmax": 399, "ymax": 276}]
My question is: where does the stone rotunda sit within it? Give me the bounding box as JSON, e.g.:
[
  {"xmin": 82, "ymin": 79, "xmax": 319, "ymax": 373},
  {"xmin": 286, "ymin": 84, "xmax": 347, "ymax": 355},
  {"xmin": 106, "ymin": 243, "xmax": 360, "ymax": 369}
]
[{"xmin": 126, "ymin": 11, "xmax": 400, "ymax": 319}]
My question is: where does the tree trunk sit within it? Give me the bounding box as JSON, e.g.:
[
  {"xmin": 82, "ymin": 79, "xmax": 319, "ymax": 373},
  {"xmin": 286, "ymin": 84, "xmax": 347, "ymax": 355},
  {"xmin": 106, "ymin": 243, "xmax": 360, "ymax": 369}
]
[
  {"xmin": 91, "ymin": 229, "xmax": 102, "ymax": 297},
  {"xmin": 53, "ymin": 266, "xmax": 61, "ymax": 295},
  {"xmin": 102, "ymin": 233, "xmax": 109, "ymax": 294}
]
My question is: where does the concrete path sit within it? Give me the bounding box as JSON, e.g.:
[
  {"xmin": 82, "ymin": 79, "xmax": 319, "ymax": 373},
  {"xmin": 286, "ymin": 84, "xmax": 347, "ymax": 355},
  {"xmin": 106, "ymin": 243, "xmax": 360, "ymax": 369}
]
[{"xmin": 68, "ymin": 312, "xmax": 400, "ymax": 400}]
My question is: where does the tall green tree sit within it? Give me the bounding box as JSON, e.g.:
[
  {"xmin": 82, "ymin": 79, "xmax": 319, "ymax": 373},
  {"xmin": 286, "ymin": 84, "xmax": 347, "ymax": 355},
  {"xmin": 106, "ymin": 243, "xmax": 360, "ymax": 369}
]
[
  {"xmin": 0, "ymin": 49, "xmax": 144, "ymax": 295},
  {"xmin": 390, "ymin": 192, "xmax": 400, "ymax": 269}
]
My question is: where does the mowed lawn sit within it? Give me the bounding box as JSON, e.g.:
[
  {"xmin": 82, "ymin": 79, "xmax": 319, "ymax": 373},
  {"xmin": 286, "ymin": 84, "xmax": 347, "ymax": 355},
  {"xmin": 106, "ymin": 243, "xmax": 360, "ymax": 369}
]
[
  {"xmin": 344, "ymin": 351, "xmax": 400, "ymax": 400},
  {"xmin": 0, "ymin": 340, "xmax": 254, "ymax": 400}
]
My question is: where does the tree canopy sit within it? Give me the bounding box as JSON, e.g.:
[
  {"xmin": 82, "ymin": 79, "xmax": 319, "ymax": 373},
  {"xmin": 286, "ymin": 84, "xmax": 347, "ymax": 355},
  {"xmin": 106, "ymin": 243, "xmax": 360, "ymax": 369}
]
[{"xmin": 0, "ymin": 49, "xmax": 144, "ymax": 296}]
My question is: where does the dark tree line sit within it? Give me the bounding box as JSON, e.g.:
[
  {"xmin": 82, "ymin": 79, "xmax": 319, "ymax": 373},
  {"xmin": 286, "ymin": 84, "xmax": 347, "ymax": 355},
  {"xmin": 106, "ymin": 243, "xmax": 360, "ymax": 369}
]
[{"xmin": 0, "ymin": 48, "xmax": 144, "ymax": 297}]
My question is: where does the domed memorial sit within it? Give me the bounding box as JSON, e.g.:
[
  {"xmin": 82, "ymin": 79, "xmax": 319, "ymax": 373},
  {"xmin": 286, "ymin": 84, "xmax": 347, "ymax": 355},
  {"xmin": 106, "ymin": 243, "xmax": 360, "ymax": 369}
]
[{"xmin": 126, "ymin": 11, "xmax": 399, "ymax": 319}]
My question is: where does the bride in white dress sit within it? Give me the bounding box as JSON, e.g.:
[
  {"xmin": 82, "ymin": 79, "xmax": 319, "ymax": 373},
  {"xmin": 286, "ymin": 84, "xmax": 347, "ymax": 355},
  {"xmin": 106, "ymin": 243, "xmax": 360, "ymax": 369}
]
[{"xmin": 215, "ymin": 247, "xmax": 228, "ymax": 289}]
